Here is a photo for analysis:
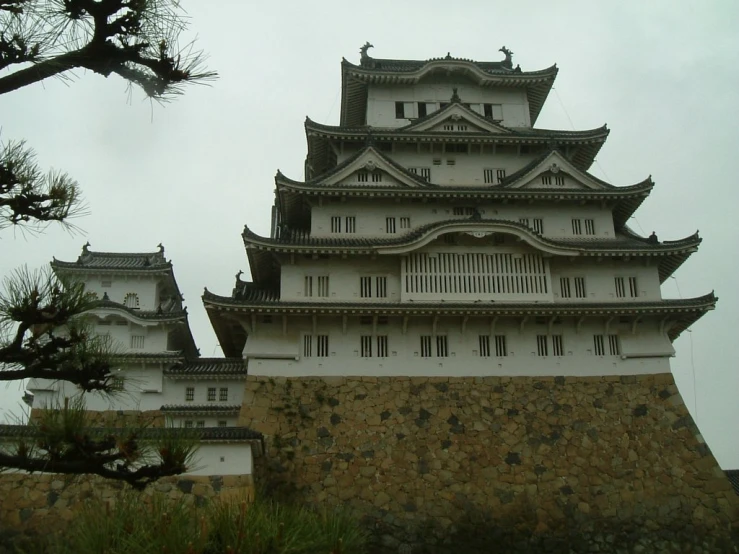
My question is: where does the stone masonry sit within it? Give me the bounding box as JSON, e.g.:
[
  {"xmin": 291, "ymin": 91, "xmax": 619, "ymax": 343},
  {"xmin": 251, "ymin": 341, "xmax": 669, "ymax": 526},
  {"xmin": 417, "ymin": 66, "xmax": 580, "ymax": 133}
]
[{"xmin": 239, "ymin": 373, "xmax": 739, "ymax": 548}]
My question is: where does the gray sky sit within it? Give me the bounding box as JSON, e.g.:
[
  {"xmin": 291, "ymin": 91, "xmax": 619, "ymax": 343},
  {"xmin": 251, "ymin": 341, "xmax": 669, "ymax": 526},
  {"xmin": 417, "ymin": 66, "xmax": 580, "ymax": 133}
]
[{"xmin": 2, "ymin": 1, "xmax": 738, "ymax": 468}]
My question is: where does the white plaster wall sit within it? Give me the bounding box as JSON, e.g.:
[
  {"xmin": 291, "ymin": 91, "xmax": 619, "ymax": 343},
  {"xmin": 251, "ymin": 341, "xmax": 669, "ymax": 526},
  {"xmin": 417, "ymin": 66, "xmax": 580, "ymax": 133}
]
[
  {"xmin": 366, "ymin": 83, "xmax": 530, "ymax": 128},
  {"xmin": 187, "ymin": 443, "xmax": 253, "ymax": 476},
  {"xmin": 310, "ymin": 199, "xmax": 615, "ymax": 239},
  {"xmin": 29, "ymin": 375, "xmax": 245, "ymax": 413},
  {"xmin": 245, "ymin": 316, "xmax": 674, "ymax": 378},
  {"xmin": 167, "ymin": 416, "xmax": 240, "ymax": 427},
  {"xmin": 278, "ymin": 251, "xmax": 662, "ymax": 304},
  {"xmin": 94, "ymin": 320, "xmax": 171, "ymax": 353},
  {"xmin": 72, "ymin": 274, "xmax": 167, "ymax": 310}
]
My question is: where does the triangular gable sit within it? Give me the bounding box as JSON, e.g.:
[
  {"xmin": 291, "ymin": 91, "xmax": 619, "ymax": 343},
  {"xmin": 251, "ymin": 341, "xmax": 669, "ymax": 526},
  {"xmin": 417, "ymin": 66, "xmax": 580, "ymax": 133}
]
[
  {"xmin": 506, "ymin": 151, "xmax": 613, "ymax": 191},
  {"xmin": 402, "ymin": 104, "xmax": 511, "ymax": 134},
  {"xmin": 326, "ymin": 147, "xmax": 428, "ymax": 188}
]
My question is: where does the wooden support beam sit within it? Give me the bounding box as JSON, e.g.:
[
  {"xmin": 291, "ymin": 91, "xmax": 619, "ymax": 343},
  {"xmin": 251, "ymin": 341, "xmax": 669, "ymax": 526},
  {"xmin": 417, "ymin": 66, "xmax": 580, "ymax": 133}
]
[
  {"xmin": 631, "ymin": 316, "xmax": 641, "ymax": 335},
  {"xmin": 605, "ymin": 316, "xmax": 615, "ymax": 335},
  {"xmin": 519, "ymin": 316, "xmax": 528, "ymax": 333},
  {"xmin": 576, "ymin": 316, "xmax": 586, "ymax": 333},
  {"xmin": 402, "ymin": 316, "xmax": 409, "ymax": 335},
  {"xmin": 432, "ymin": 315, "xmax": 439, "ymax": 335},
  {"xmin": 461, "ymin": 315, "xmax": 469, "ymax": 334}
]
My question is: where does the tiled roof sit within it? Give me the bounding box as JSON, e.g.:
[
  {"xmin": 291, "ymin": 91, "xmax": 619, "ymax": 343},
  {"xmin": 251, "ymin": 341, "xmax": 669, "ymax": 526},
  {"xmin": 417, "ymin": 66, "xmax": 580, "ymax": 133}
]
[
  {"xmin": 52, "ymin": 244, "xmax": 172, "ymax": 272},
  {"xmin": 160, "ymin": 405, "xmax": 242, "ymax": 415},
  {"xmin": 726, "ymin": 470, "xmax": 739, "ymax": 495},
  {"xmin": 203, "ymin": 292, "xmax": 716, "ymax": 345},
  {"xmin": 90, "ymin": 299, "xmax": 188, "ymax": 321},
  {"xmin": 343, "ymin": 54, "xmax": 556, "ymax": 76},
  {"xmin": 164, "ymin": 358, "xmax": 247, "ymax": 376},
  {"xmin": 0, "ymin": 424, "xmax": 262, "ymax": 443}
]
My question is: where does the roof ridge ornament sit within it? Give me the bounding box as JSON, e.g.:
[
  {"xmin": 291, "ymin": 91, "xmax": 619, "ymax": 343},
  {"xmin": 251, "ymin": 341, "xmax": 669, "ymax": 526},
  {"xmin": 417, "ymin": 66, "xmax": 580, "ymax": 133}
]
[
  {"xmin": 450, "ymin": 87, "xmax": 462, "ymax": 103},
  {"xmin": 359, "ymin": 42, "xmax": 374, "ymax": 68},
  {"xmin": 499, "ymin": 46, "xmax": 513, "ymax": 69}
]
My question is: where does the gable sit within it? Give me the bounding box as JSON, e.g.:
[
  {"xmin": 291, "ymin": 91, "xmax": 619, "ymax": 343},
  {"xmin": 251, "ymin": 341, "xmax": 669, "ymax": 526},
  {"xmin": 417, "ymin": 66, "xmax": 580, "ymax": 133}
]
[
  {"xmin": 403, "ymin": 104, "xmax": 510, "ymax": 134},
  {"xmin": 322, "ymin": 147, "xmax": 426, "ymax": 188},
  {"xmin": 507, "ymin": 151, "xmax": 612, "ymax": 191}
]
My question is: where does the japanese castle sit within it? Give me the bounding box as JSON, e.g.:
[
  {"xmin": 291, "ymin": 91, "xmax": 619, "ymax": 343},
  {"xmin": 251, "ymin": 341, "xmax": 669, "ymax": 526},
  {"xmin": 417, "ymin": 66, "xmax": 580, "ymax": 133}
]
[{"xmin": 203, "ymin": 45, "xmax": 715, "ymax": 377}]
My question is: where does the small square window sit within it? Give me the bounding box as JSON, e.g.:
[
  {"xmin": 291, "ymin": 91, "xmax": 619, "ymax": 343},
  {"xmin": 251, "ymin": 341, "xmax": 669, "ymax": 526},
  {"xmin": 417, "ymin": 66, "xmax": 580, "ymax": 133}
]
[
  {"xmin": 207, "ymin": 387, "xmax": 216, "ymax": 402},
  {"xmin": 185, "ymin": 387, "xmax": 194, "ymax": 402},
  {"xmin": 219, "ymin": 387, "xmax": 228, "ymax": 402}
]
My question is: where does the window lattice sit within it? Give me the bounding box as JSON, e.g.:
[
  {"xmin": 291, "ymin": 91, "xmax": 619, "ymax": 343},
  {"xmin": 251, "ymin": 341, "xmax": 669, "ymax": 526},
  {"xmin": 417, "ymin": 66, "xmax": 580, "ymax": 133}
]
[
  {"xmin": 608, "ymin": 335, "xmax": 621, "ymax": 356},
  {"xmin": 420, "ymin": 336, "xmax": 432, "ymax": 357},
  {"xmin": 403, "ymin": 252, "xmax": 549, "ymax": 298},
  {"xmin": 593, "ymin": 335, "xmax": 605, "ymax": 356},
  {"xmin": 207, "ymin": 387, "xmax": 216, "ymax": 401},
  {"xmin": 377, "ymin": 336, "xmax": 388, "ymax": 358},
  {"xmin": 479, "ymin": 335, "xmax": 490, "ymax": 357}
]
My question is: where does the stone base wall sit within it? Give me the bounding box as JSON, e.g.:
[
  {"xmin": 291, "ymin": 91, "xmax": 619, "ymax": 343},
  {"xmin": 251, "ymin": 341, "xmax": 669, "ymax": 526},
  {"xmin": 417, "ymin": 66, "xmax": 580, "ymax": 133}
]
[
  {"xmin": 0, "ymin": 473, "xmax": 254, "ymax": 533},
  {"xmin": 238, "ymin": 373, "xmax": 739, "ymax": 549},
  {"xmin": 29, "ymin": 408, "xmax": 164, "ymax": 428}
]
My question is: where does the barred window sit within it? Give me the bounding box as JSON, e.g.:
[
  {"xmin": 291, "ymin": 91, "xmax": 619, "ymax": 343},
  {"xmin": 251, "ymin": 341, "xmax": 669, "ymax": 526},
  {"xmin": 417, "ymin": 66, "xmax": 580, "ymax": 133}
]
[
  {"xmin": 303, "ymin": 335, "xmax": 313, "ymax": 357},
  {"xmin": 479, "ymin": 335, "xmax": 490, "ymax": 357},
  {"xmin": 436, "ymin": 336, "xmax": 449, "ymax": 357},
  {"xmin": 453, "ymin": 207, "xmax": 475, "ymax": 216},
  {"xmin": 316, "ymin": 335, "xmax": 329, "ymax": 357},
  {"xmin": 615, "ymin": 277, "xmax": 625, "ymax": 298},
  {"xmin": 130, "ymin": 335, "xmax": 145, "ymax": 349},
  {"xmin": 584, "ymin": 219, "xmax": 595, "ymax": 235},
  {"xmin": 629, "ymin": 277, "xmax": 638, "ymax": 297},
  {"xmin": 552, "ymin": 335, "xmax": 564, "ymax": 357},
  {"xmin": 400, "ymin": 217, "xmax": 411, "ymax": 229},
  {"xmin": 371, "ymin": 172, "xmax": 382, "ymax": 182},
  {"xmin": 554, "ymin": 175, "xmax": 565, "ymax": 186},
  {"xmin": 185, "ymin": 387, "xmax": 194, "ymax": 402},
  {"xmin": 377, "ymin": 336, "xmax": 388, "ymax": 358},
  {"xmin": 560, "ymin": 277, "xmax": 572, "ymax": 299},
  {"xmin": 184, "ymin": 420, "xmax": 193, "ymax": 429},
  {"xmin": 519, "ymin": 217, "xmax": 530, "ymax": 228},
  {"xmin": 330, "ymin": 216, "xmax": 341, "ymax": 233},
  {"xmin": 494, "ymin": 335, "xmax": 508, "ymax": 357},
  {"xmin": 386, "ymin": 217, "xmax": 396, "ymax": 233},
  {"xmin": 317, "ymin": 276, "xmax": 330, "ymax": 297},
  {"xmin": 304, "ymin": 276, "xmax": 313, "ymax": 297},
  {"xmin": 593, "ymin": 335, "xmax": 605, "ymax": 356},
  {"xmin": 123, "ymin": 293, "xmax": 139, "ymax": 309},
  {"xmin": 360, "ymin": 276, "xmax": 372, "ymax": 298},
  {"xmin": 345, "ymin": 216, "xmax": 356, "ymax": 233},
  {"xmin": 533, "ymin": 218, "xmax": 544, "ymax": 234},
  {"xmin": 219, "ymin": 388, "xmax": 228, "ymax": 402},
  {"xmin": 360, "ymin": 335, "xmax": 372, "ymax": 357},
  {"xmin": 608, "ymin": 335, "xmax": 621, "ymax": 356},
  {"xmin": 536, "ymin": 335, "xmax": 548, "ymax": 357},
  {"xmin": 376, "ymin": 277, "xmax": 387, "ymax": 298},
  {"xmin": 541, "ymin": 175, "xmax": 552, "ymax": 185},
  {"xmin": 420, "ymin": 336, "xmax": 432, "ymax": 357},
  {"xmin": 571, "ymin": 219, "xmax": 582, "ymax": 235},
  {"xmin": 218, "ymin": 421, "xmax": 227, "ymax": 428},
  {"xmin": 357, "ymin": 171, "xmax": 368, "ymax": 182},
  {"xmin": 207, "ymin": 387, "xmax": 216, "ymax": 402},
  {"xmin": 574, "ymin": 277, "xmax": 586, "ymax": 298},
  {"xmin": 196, "ymin": 421, "xmax": 205, "ymax": 429}
]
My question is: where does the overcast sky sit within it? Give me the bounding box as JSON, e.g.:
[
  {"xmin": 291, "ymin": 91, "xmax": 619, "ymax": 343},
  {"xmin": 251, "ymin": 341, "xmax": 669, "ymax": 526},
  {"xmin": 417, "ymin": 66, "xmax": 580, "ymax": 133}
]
[{"xmin": 1, "ymin": 1, "xmax": 737, "ymax": 468}]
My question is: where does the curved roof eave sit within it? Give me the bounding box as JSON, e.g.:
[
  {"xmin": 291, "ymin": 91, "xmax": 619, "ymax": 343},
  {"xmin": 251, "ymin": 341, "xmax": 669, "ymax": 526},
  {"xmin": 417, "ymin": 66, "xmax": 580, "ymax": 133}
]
[{"xmin": 242, "ymin": 219, "xmax": 699, "ymax": 258}]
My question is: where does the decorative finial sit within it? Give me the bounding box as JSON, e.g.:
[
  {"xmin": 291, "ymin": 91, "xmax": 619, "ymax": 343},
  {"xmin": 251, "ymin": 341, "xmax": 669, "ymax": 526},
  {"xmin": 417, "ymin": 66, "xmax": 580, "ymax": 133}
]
[
  {"xmin": 157, "ymin": 243, "xmax": 164, "ymax": 254},
  {"xmin": 364, "ymin": 129, "xmax": 375, "ymax": 147},
  {"xmin": 236, "ymin": 270, "xmax": 244, "ymax": 282},
  {"xmin": 648, "ymin": 232, "xmax": 659, "ymax": 244},
  {"xmin": 102, "ymin": 292, "xmax": 109, "ymax": 301},
  {"xmin": 445, "ymin": 52, "xmax": 452, "ymax": 60},
  {"xmin": 450, "ymin": 87, "xmax": 461, "ymax": 103},
  {"xmin": 360, "ymin": 42, "xmax": 374, "ymax": 67},
  {"xmin": 82, "ymin": 241, "xmax": 90, "ymax": 254},
  {"xmin": 499, "ymin": 46, "xmax": 513, "ymax": 69}
]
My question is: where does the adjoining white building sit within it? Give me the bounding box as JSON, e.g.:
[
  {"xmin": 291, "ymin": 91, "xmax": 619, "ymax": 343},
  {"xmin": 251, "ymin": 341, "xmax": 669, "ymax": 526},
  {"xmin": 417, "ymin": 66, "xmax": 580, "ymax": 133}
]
[
  {"xmin": 203, "ymin": 47, "xmax": 715, "ymax": 377},
  {"xmin": 23, "ymin": 244, "xmax": 262, "ymax": 476}
]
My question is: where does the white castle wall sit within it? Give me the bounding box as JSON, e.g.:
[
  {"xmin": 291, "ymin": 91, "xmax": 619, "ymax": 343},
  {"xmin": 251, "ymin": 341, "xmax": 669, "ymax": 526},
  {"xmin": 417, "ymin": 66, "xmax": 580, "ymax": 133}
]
[{"xmin": 366, "ymin": 83, "xmax": 530, "ymax": 128}]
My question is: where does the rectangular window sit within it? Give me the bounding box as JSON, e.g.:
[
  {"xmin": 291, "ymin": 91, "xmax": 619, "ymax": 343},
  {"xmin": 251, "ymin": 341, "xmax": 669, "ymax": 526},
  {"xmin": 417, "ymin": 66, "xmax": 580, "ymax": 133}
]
[
  {"xmin": 304, "ymin": 276, "xmax": 313, "ymax": 297},
  {"xmin": 303, "ymin": 335, "xmax": 312, "ymax": 357},
  {"xmin": 571, "ymin": 219, "xmax": 582, "ymax": 235},
  {"xmin": 316, "ymin": 335, "xmax": 329, "ymax": 357},
  {"xmin": 628, "ymin": 277, "xmax": 638, "ymax": 297},
  {"xmin": 330, "ymin": 216, "xmax": 341, "ymax": 233},
  {"xmin": 317, "ymin": 276, "xmax": 330, "ymax": 297},
  {"xmin": 494, "ymin": 335, "xmax": 508, "ymax": 357},
  {"xmin": 519, "ymin": 217, "xmax": 530, "ymax": 228},
  {"xmin": 584, "ymin": 219, "xmax": 595, "ymax": 235},
  {"xmin": 409, "ymin": 167, "xmax": 431, "ymax": 181},
  {"xmin": 446, "ymin": 159, "xmax": 456, "ymax": 165},
  {"xmin": 574, "ymin": 277, "xmax": 586, "ymax": 298},
  {"xmin": 196, "ymin": 421, "xmax": 205, "ymax": 429},
  {"xmin": 360, "ymin": 335, "xmax": 372, "ymax": 358},
  {"xmin": 360, "ymin": 276, "xmax": 372, "ymax": 298},
  {"xmin": 497, "ymin": 169, "xmax": 506, "ymax": 183},
  {"xmin": 541, "ymin": 175, "xmax": 552, "ymax": 185},
  {"xmin": 432, "ymin": 158, "xmax": 442, "ymax": 166},
  {"xmin": 560, "ymin": 277, "xmax": 572, "ymax": 298},
  {"xmin": 552, "ymin": 335, "xmax": 564, "ymax": 357},
  {"xmin": 479, "ymin": 335, "xmax": 491, "ymax": 357},
  {"xmin": 615, "ymin": 277, "xmax": 625, "ymax": 298},
  {"xmin": 130, "ymin": 335, "xmax": 145, "ymax": 349},
  {"xmin": 443, "ymin": 124, "xmax": 454, "ymax": 131},
  {"xmin": 207, "ymin": 387, "xmax": 216, "ymax": 401},
  {"xmin": 554, "ymin": 175, "xmax": 565, "ymax": 186},
  {"xmin": 376, "ymin": 276, "xmax": 387, "ymax": 298},
  {"xmin": 184, "ymin": 420, "xmax": 193, "ymax": 429},
  {"xmin": 593, "ymin": 335, "xmax": 605, "ymax": 356},
  {"xmin": 533, "ymin": 218, "xmax": 544, "ymax": 234},
  {"xmin": 395, "ymin": 101, "xmax": 404, "ymax": 119},
  {"xmin": 371, "ymin": 172, "xmax": 382, "ymax": 182},
  {"xmin": 399, "ymin": 217, "xmax": 411, "ymax": 229},
  {"xmin": 420, "ymin": 335, "xmax": 432, "ymax": 358},
  {"xmin": 483, "ymin": 103, "xmax": 503, "ymax": 119},
  {"xmin": 484, "ymin": 169, "xmax": 495, "ymax": 184},
  {"xmin": 386, "ymin": 217, "xmax": 396, "ymax": 233},
  {"xmin": 218, "ymin": 421, "xmax": 227, "ymax": 428},
  {"xmin": 536, "ymin": 335, "xmax": 548, "ymax": 357},
  {"xmin": 608, "ymin": 334, "xmax": 620, "ymax": 356},
  {"xmin": 453, "ymin": 207, "xmax": 475, "ymax": 216},
  {"xmin": 219, "ymin": 387, "xmax": 228, "ymax": 402},
  {"xmin": 357, "ymin": 171, "xmax": 368, "ymax": 182},
  {"xmin": 111, "ymin": 377, "xmax": 124, "ymax": 391},
  {"xmin": 345, "ymin": 216, "xmax": 356, "ymax": 233},
  {"xmin": 185, "ymin": 387, "xmax": 194, "ymax": 402},
  {"xmin": 436, "ymin": 336, "xmax": 449, "ymax": 357},
  {"xmin": 417, "ymin": 102, "xmax": 427, "ymax": 118},
  {"xmin": 395, "ymin": 101, "xmax": 414, "ymax": 119},
  {"xmin": 377, "ymin": 335, "xmax": 388, "ymax": 358}
]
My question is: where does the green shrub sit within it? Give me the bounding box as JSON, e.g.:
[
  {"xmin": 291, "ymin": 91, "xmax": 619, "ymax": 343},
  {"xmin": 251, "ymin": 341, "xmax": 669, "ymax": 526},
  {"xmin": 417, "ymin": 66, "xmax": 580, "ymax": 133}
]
[{"xmin": 47, "ymin": 490, "xmax": 367, "ymax": 554}]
